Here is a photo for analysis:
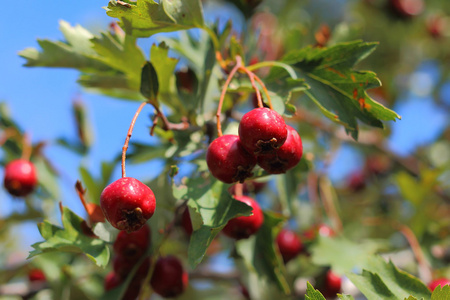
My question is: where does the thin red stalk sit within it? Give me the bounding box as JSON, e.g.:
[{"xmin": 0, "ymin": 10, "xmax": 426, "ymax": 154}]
[
  {"xmin": 21, "ymin": 133, "xmax": 32, "ymax": 161},
  {"xmin": 216, "ymin": 56, "xmax": 242, "ymax": 137},
  {"xmin": 253, "ymin": 75, "xmax": 273, "ymax": 110},
  {"xmin": 122, "ymin": 102, "xmax": 148, "ymax": 178},
  {"xmin": 75, "ymin": 180, "xmax": 90, "ymax": 219},
  {"xmin": 239, "ymin": 66, "xmax": 263, "ymax": 108}
]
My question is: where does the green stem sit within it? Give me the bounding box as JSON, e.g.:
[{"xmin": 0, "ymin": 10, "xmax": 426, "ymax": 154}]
[
  {"xmin": 203, "ymin": 26, "xmax": 220, "ymax": 52},
  {"xmin": 247, "ymin": 61, "xmax": 298, "ymax": 79}
]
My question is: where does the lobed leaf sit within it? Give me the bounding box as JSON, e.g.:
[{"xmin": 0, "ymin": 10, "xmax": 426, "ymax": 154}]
[
  {"xmin": 29, "ymin": 207, "xmax": 110, "ymax": 268},
  {"xmin": 105, "ymin": 0, "xmax": 205, "ymax": 38}
]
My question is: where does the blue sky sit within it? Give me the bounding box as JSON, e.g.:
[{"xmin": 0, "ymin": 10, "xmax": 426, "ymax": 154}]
[{"xmin": 1, "ymin": 1, "xmax": 448, "ymax": 252}]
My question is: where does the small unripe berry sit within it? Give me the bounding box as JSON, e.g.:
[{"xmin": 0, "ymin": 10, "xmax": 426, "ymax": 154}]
[
  {"xmin": 3, "ymin": 159, "xmax": 37, "ymax": 197},
  {"xmin": 222, "ymin": 195, "xmax": 264, "ymax": 240},
  {"xmin": 206, "ymin": 135, "xmax": 256, "ymax": 184},
  {"xmin": 100, "ymin": 177, "xmax": 156, "ymax": 232},
  {"xmin": 276, "ymin": 229, "xmax": 303, "ymax": 263},
  {"xmin": 113, "ymin": 224, "xmax": 151, "ymax": 260},
  {"xmin": 150, "ymin": 256, "xmax": 188, "ymax": 298},
  {"xmin": 239, "ymin": 108, "xmax": 287, "ymax": 155},
  {"xmin": 257, "ymin": 125, "xmax": 303, "ymax": 174}
]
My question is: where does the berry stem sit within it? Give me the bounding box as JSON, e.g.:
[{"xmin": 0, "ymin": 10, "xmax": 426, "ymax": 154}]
[
  {"xmin": 122, "ymin": 101, "xmax": 148, "ymax": 178},
  {"xmin": 318, "ymin": 176, "xmax": 343, "ymax": 233},
  {"xmin": 252, "ymin": 75, "xmax": 273, "ymax": 110},
  {"xmin": 75, "ymin": 180, "xmax": 90, "ymax": 220},
  {"xmin": 216, "ymin": 56, "xmax": 243, "ymax": 137},
  {"xmin": 21, "ymin": 133, "xmax": 32, "ymax": 161},
  {"xmin": 238, "ymin": 67, "xmax": 264, "ymax": 108}
]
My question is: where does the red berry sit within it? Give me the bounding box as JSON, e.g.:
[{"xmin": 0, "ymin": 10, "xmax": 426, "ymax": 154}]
[
  {"xmin": 100, "ymin": 177, "xmax": 156, "ymax": 232},
  {"xmin": 222, "ymin": 195, "xmax": 264, "ymax": 240},
  {"xmin": 428, "ymin": 278, "xmax": 450, "ymax": 291},
  {"xmin": 238, "ymin": 108, "xmax": 287, "ymax": 155},
  {"xmin": 303, "ymin": 224, "xmax": 335, "ymax": 241},
  {"xmin": 389, "ymin": 0, "xmax": 424, "ymax": 18},
  {"xmin": 113, "ymin": 224, "xmax": 151, "ymax": 260},
  {"xmin": 3, "ymin": 159, "xmax": 37, "ymax": 197},
  {"xmin": 320, "ymin": 270, "xmax": 342, "ymax": 298},
  {"xmin": 104, "ymin": 271, "xmax": 122, "ymax": 291},
  {"xmin": 276, "ymin": 229, "xmax": 303, "ymax": 263},
  {"xmin": 181, "ymin": 207, "xmax": 193, "ymax": 236},
  {"xmin": 256, "ymin": 125, "xmax": 303, "ymax": 174},
  {"xmin": 206, "ymin": 135, "xmax": 256, "ymax": 184},
  {"xmin": 28, "ymin": 268, "xmax": 46, "ymax": 282},
  {"xmin": 150, "ymin": 256, "xmax": 188, "ymax": 298},
  {"xmin": 347, "ymin": 171, "xmax": 366, "ymax": 191}
]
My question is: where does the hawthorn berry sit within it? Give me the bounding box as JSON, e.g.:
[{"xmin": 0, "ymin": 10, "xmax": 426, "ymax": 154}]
[
  {"xmin": 100, "ymin": 177, "xmax": 155, "ymax": 232},
  {"xmin": 319, "ymin": 270, "xmax": 342, "ymax": 298},
  {"xmin": 276, "ymin": 229, "xmax": 303, "ymax": 263},
  {"xmin": 389, "ymin": 0, "xmax": 424, "ymax": 18},
  {"xmin": 206, "ymin": 135, "xmax": 256, "ymax": 184},
  {"xmin": 347, "ymin": 171, "xmax": 366, "ymax": 192},
  {"xmin": 3, "ymin": 159, "xmax": 37, "ymax": 197},
  {"xmin": 28, "ymin": 268, "xmax": 46, "ymax": 282},
  {"xmin": 150, "ymin": 256, "xmax": 188, "ymax": 298},
  {"xmin": 104, "ymin": 271, "xmax": 122, "ymax": 291},
  {"xmin": 428, "ymin": 278, "xmax": 450, "ymax": 291},
  {"xmin": 222, "ymin": 195, "xmax": 264, "ymax": 240},
  {"xmin": 303, "ymin": 224, "xmax": 335, "ymax": 241},
  {"xmin": 239, "ymin": 108, "xmax": 287, "ymax": 155},
  {"xmin": 113, "ymin": 224, "xmax": 151, "ymax": 260},
  {"xmin": 181, "ymin": 207, "xmax": 193, "ymax": 236},
  {"xmin": 257, "ymin": 125, "xmax": 303, "ymax": 174}
]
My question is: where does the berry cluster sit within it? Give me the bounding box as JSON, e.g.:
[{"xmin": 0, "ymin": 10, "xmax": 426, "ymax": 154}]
[
  {"xmin": 207, "ymin": 107, "xmax": 303, "ymax": 184},
  {"xmin": 104, "ymin": 224, "xmax": 189, "ymax": 299}
]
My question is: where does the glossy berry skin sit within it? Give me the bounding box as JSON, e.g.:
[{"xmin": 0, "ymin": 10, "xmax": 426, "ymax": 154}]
[
  {"xmin": 3, "ymin": 159, "xmax": 37, "ymax": 197},
  {"xmin": 428, "ymin": 278, "xmax": 450, "ymax": 291},
  {"xmin": 28, "ymin": 269, "xmax": 46, "ymax": 282},
  {"xmin": 239, "ymin": 108, "xmax": 287, "ymax": 155},
  {"xmin": 206, "ymin": 135, "xmax": 256, "ymax": 184},
  {"xmin": 257, "ymin": 125, "xmax": 303, "ymax": 174},
  {"xmin": 320, "ymin": 270, "xmax": 342, "ymax": 298},
  {"xmin": 100, "ymin": 177, "xmax": 156, "ymax": 232},
  {"xmin": 113, "ymin": 224, "xmax": 151, "ymax": 260},
  {"xmin": 223, "ymin": 195, "xmax": 264, "ymax": 240},
  {"xmin": 276, "ymin": 229, "xmax": 303, "ymax": 263},
  {"xmin": 150, "ymin": 256, "xmax": 188, "ymax": 298}
]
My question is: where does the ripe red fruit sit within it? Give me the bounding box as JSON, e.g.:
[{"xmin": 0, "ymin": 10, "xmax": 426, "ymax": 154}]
[
  {"xmin": 100, "ymin": 177, "xmax": 156, "ymax": 232},
  {"xmin": 113, "ymin": 224, "xmax": 151, "ymax": 260},
  {"xmin": 276, "ymin": 229, "xmax": 303, "ymax": 263},
  {"xmin": 389, "ymin": 0, "xmax": 424, "ymax": 18},
  {"xmin": 104, "ymin": 271, "xmax": 122, "ymax": 291},
  {"xmin": 206, "ymin": 135, "xmax": 256, "ymax": 184},
  {"xmin": 150, "ymin": 256, "xmax": 188, "ymax": 298},
  {"xmin": 320, "ymin": 270, "xmax": 342, "ymax": 298},
  {"xmin": 238, "ymin": 108, "xmax": 287, "ymax": 155},
  {"xmin": 222, "ymin": 195, "xmax": 264, "ymax": 240},
  {"xmin": 113, "ymin": 256, "xmax": 151, "ymax": 280},
  {"xmin": 3, "ymin": 159, "xmax": 37, "ymax": 197},
  {"xmin": 257, "ymin": 125, "xmax": 303, "ymax": 174},
  {"xmin": 347, "ymin": 171, "xmax": 366, "ymax": 191},
  {"xmin": 28, "ymin": 268, "xmax": 46, "ymax": 282},
  {"xmin": 428, "ymin": 278, "xmax": 450, "ymax": 291},
  {"xmin": 181, "ymin": 207, "xmax": 193, "ymax": 236}
]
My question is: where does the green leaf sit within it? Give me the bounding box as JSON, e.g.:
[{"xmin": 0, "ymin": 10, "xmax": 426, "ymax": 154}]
[
  {"xmin": 338, "ymin": 295, "xmax": 356, "ymax": 300},
  {"xmin": 140, "ymin": 61, "xmax": 159, "ymax": 100},
  {"xmin": 310, "ymin": 236, "xmax": 384, "ymax": 274},
  {"xmin": 270, "ymin": 41, "xmax": 401, "ymax": 139},
  {"xmin": 29, "ymin": 207, "xmax": 110, "ymax": 268},
  {"xmin": 431, "ymin": 284, "xmax": 450, "ymax": 300},
  {"xmin": 105, "ymin": 0, "xmax": 205, "ymax": 38},
  {"xmin": 173, "ymin": 177, "xmax": 252, "ymax": 268},
  {"xmin": 347, "ymin": 256, "xmax": 431, "ymax": 300},
  {"xmin": 236, "ymin": 211, "xmax": 290, "ymax": 294},
  {"xmin": 305, "ymin": 282, "xmax": 326, "ymax": 300},
  {"xmin": 19, "ymin": 21, "xmax": 110, "ymax": 72},
  {"xmin": 91, "ymin": 33, "xmax": 146, "ymax": 90}
]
